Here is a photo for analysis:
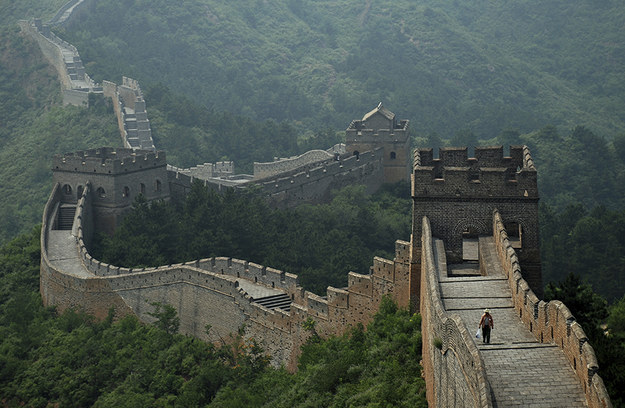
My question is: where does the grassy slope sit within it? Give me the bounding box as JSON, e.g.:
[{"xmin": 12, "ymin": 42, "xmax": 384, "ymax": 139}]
[{"xmin": 59, "ymin": 0, "xmax": 625, "ymax": 138}]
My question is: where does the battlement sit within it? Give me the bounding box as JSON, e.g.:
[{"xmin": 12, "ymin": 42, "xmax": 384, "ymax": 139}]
[
  {"xmin": 53, "ymin": 147, "xmax": 166, "ymax": 174},
  {"xmin": 345, "ymin": 102, "xmax": 409, "ymax": 144},
  {"xmin": 254, "ymin": 150, "xmax": 335, "ymax": 179},
  {"xmin": 415, "ymin": 145, "xmax": 532, "ymax": 170},
  {"xmin": 412, "ymin": 146, "xmax": 538, "ymax": 199},
  {"xmin": 103, "ymin": 77, "xmax": 155, "ymax": 151},
  {"xmin": 345, "ymin": 120, "xmax": 409, "ymax": 143}
]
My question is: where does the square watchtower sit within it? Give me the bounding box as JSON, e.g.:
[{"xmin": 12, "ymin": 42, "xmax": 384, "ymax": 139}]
[
  {"xmin": 346, "ymin": 103, "xmax": 410, "ymax": 183},
  {"xmin": 411, "ymin": 145, "xmax": 542, "ymax": 295},
  {"xmin": 52, "ymin": 147, "xmax": 169, "ymax": 235}
]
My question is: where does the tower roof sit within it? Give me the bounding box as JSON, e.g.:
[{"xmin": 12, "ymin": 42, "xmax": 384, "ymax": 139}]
[{"xmin": 362, "ymin": 102, "xmax": 395, "ymax": 122}]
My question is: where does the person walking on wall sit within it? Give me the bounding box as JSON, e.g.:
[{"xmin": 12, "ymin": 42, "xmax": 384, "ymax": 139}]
[{"xmin": 479, "ymin": 309, "xmax": 494, "ymax": 344}]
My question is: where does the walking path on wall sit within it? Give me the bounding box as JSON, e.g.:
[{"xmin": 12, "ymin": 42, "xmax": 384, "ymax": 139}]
[{"xmin": 436, "ymin": 237, "xmax": 588, "ymax": 407}]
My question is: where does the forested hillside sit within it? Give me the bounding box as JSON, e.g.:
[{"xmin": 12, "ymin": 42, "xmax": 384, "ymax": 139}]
[
  {"xmin": 1, "ymin": 0, "xmax": 625, "ymax": 404},
  {"xmin": 59, "ymin": 0, "xmax": 625, "ymax": 138},
  {"xmin": 0, "ymin": 0, "xmax": 67, "ymax": 26},
  {"xmin": 0, "ymin": 229, "xmax": 427, "ymax": 407}
]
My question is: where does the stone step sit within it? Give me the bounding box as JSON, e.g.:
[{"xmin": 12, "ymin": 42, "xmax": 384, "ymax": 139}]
[
  {"xmin": 254, "ymin": 293, "xmax": 292, "ymax": 311},
  {"xmin": 56, "ymin": 205, "xmax": 76, "ymax": 230}
]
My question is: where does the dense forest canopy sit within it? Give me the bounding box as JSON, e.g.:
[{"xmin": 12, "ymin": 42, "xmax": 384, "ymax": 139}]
[
  {"xmin": 0, "ymin": 0, "xmax": 67, "ymax": 26},
  {"xmin": 92, "ymin": 182, "xmax": 411, "ymax": 295},
  {"xmin": 59, "ymin": 0, "xmax": 625, "ymax": 138},
  {"xmin": 0, "ymin": 230, "xmax": 427, "ymax": 407}
]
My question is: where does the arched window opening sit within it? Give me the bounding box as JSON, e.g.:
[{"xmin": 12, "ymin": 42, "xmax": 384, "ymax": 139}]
[
  {"xmin": 390, "ymin": 151, "xmax": 396, "ymax": 160},
  {"xmin": 155, "ymin": 179, "xmax": 162, "ymax": 192},
  {"xmin": 62, "ymin": 184, "xmax": 72, "ymax": 195},
  {"xmin": 140, "ymin": 183, "xmax": 146, "ymax": 195},
  {"xmin": 77, "ymin": 185, "xmax": 84, "ymax": 199},
  {"xmin": 97, "ymin": 187, "xmax": 106, "ymax": 199},
  {"xmin": 122, "ymin": 186, "xmax": 130, "ymax": 198},
  {"xmin": 353, "ymin": 150, "xmax": 360, "ymax": 160}
]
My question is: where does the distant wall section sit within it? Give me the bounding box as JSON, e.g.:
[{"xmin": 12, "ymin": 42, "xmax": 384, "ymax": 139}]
[
  {"xmin": 19, "ymin": 18, "xmax": 100, "ymax": 107},
  {"xmin": 41, "ymin": 178, "xmax": 414, "ymax": 369},
  {"xmin": 254, "ymin": 150, "xmax": 335, "ymax": 179},
  {"xmin": 254, "ymin": 149, "xmax": 384, "ymax": 208},
  {"xmin": 103, "ymin": 78, "xmax": 155, "ymax": 151}
]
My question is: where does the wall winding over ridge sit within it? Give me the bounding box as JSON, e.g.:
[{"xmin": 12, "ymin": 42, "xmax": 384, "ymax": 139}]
[
  {"xmin": 41, "ymin": 182, "xmax": 413, "ymax": 369},
  {"xmin": 491, "ymin": 210, "xmax": 612, "ymax": 408},
  {"xmin": 255, "ymin": 149, "xmax": 384, "ymax": 208},
  {"xmin": 420, "ymin": 216, "xmax": 492, "ymax": 408},
  {"xmin": 254, "ymin": 149, "xmax": 335, "ymax": 179}
]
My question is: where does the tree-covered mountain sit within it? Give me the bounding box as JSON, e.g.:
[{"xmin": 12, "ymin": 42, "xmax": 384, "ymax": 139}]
[
  {"xmin": 59, "ymin": 0, "xmax": 625, "ymax": 139},
  {"xmin": 0, "ymin": 0, "xmax": 624, "ymax": 404}
]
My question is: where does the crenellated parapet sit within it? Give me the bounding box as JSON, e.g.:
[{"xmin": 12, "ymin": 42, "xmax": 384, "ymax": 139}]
[
  {"xmin": 53, "ymin": 148, "xmax": 166, "ymax": 175},
  {"xmin": 491, "ymin": 210, "xmax": 612, "ymax": 408},
  {"xmin": 412, "ymin": 145, "xmax": 542, "ymax": 293},
  {"xmin": 413, "ymin": 146, "xmax": 538, "ymax": 199}
]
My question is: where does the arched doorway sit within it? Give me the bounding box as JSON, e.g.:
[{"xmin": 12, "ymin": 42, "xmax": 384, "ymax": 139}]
[{"xmin": 462, "ymin": 226, "xmax": 480, "ymax": 262}]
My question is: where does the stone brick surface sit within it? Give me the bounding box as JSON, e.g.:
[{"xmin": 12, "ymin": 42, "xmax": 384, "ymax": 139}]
[{"xmin": 436, "ymin": 237, "xmax": 588, "ymax": 407}]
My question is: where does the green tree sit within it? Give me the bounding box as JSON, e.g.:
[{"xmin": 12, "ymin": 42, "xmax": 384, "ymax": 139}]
[
  {"xmin": 544, "ymin": 273, "xmax": 608, "ymax": 330},
  {"xmin": 147, "ymin": 302, "xmax": 180, "ymax": 335}
]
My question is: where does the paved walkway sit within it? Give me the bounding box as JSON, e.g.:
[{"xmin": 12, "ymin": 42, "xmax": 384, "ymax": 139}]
[
  {"xmin": 436, "ymin": 237, "xmax": 588, "ymax": 407},
  {"xmin": 46, "ymin": 230, "xmax": 92, "ymax": 278}
]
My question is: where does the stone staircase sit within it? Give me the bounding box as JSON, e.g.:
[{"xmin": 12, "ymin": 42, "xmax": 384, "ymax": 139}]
[
  {"xmin": 253, "ymin": 293, "xmax": 292, "ymax": 312},
  {"xmin": 56, "ymin": 205, "xmax": 76, "ymax": 230}
]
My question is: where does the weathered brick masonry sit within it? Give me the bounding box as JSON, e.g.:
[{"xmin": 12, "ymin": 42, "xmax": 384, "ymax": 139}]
[{"xmin": 41, "ymin": 146, "xmax": 412, "ymax": 370}]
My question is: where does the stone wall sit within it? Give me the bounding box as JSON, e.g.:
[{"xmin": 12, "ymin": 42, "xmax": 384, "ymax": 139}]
[
  {"xmin": 48, "ymin": 0, "xmax": 90, "ymax": 26},
  {"xmin": 255, "ymin": 149, "xmax": 384, "ymax": 208},
  {"xmin": 40, "ymin": 183, "xmax": 133, "ymax": 320},
  {"xmin": 103, "ymin": 78, "xmax": 155, "ymax": 151},
  {"xmin": 412, "ymin": 145, "xmax": 542, "ymax": 296},
  {"xmin": 491, "ymin": 210, "xmax": 612, "ymax": 408},
  {"xmin": 19, "ymin": 18, "xmax": 99, "ymax": 106},
  {"xmin": 420, "ymin": 216, "xmax": 492, "ymax": 408},
  {"xmin": 254, "ymin": 150, "xmax": 335, "ymax": 179},
  {"xmin": 42, "ymin": 180, "xmax": 414, "ymax": 369}
]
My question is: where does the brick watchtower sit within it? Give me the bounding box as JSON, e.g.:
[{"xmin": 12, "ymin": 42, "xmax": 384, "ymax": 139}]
[
  {"xmin": 411, "ymin": 145, "xmax": 542, "ymax": 296},
  {"xmin": 52, "ymin": 147, "xmax": 169, "ymax": 235},
  {"xmin": 346, "ymin": 103, "xmax": 410, "ymax": 183}
]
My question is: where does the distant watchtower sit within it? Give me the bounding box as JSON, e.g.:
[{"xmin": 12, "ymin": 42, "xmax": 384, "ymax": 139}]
[
  {"xmin": 52, "ymin": 148, "xmax": 169, "ymax": 235},
  {"xmin": 346, "ymin": 103, "xmax": 410, "ymax": 183},
  {"xmin": 411, "ymin": 145, "xmax": 542, "ymax": 295}
]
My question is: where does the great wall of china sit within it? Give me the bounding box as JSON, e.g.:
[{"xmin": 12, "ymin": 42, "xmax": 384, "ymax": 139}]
[{"xmin": 23, "ymin": 1, "xmax": 613, "ymax": 406}]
